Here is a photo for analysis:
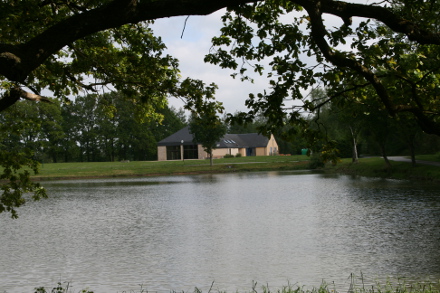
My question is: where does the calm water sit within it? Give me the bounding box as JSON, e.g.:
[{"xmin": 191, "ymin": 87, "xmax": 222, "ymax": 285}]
[{"xmin": 1, "ymin": 171, "xmax": 439, "ymax": 293}]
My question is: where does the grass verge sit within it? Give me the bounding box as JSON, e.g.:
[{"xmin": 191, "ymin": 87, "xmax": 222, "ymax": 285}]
[
  {"xmin": 33, "ymin": 155, "xmax": 310, "ymax": 180},
  {"xmin": 27, "ymin": 155, "xmax": 440, "ymax": 182},
  {"xmin": 326, "ymin": 157, "xmax": 440, "ymax": 181}
]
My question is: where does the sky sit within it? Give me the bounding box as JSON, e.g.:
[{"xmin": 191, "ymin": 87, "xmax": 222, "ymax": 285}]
[
  {"xmin": 149, "ymin": 1, "xmax": 370, "ymax": 116},
  {"xmin": 150, "ymin": 9, "xmax": 274, "ymax": 115}
]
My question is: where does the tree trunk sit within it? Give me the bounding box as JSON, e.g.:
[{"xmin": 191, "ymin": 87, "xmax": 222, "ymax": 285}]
[
  {"xmin": 111, "ymin": 139, "xmax": 115, "ymax": 162},
  {"xmin": 350, "ymin": 126, "xmax": 359, "ymax": 163},
  {"xmin": 52, "ymin": 151, "xmax": 58, "ymax": 163},
  {"xmin": 379, "ymin": 142, "xmax": 392, "ymax": 169},
  {"xmin": 408, "ymin": 141, "xmax": 416, "ymax": 167}
]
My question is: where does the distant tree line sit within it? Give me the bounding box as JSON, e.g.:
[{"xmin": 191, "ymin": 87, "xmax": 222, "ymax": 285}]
[
  {"xmin": 0, "ymin": 92, "xmax": 186, "ymax": 163},
  {"xmin": 305, "ymin": 88, "xmax": 440, "ymax": 166},
  {"xmin": 2, "ymin": 89, "xmax": 437, "ymax": 166},
  {"xmin": 226, "ymin": 87, "xmax": 440, "ymax": 163}
]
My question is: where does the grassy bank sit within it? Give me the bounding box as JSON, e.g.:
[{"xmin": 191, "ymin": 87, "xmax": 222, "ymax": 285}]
[
  {"xmin": 326, "ymin": 157, "xmax": 440, "ymax": 181},
  {"xmin": 31, "ymin": 155, "xmax": 440, "ymax": 181},
  {"xmin": 33, "ymin": 155, "xmax": 310, "ymax": 180}
]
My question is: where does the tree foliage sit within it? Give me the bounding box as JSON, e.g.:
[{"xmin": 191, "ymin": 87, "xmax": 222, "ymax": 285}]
[
  {"xmin": 189, "ymin": 95, "xmax": 227, "ymax": 166},
  {"xmin": 2, "ymin": 1, "xmax": 440, "ymax": 122},
  {"xmin": 2, "ymin": 0, "xmax": 440, "ymax": 216},
  {"xmin": 0, "ymin": 93, "xmax": 186, "ymax": 217},
  {"xmin": 310, "ymin": 87, "xmax": 440, "ymax": 166},
  {"xmin": 0, "ymin": 100, "xmax": 50, "ymax": 218},
  {"xmin": 1, "ymin": 92, "xmax": 187, "ymax": 164},
  {"xmin": 204, "ymin": 0, "xmax": 440, "ymax": 138}
]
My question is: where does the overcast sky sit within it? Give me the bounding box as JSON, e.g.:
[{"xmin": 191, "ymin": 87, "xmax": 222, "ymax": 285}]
[
  {"xmin": 151, "ymin": 9, "xmax": 273, "ymax": 115},
  {"xmin": 150, "ymin": 2, "xmax": 369, "ymax": 115}
]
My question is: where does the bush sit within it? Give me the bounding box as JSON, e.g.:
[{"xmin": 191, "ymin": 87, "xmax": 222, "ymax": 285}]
[
  {"xmin": 308, "ymin": 153, "xmax": 325, "ymax": 169},
  {"xmin": 235, "ymin": 153, "xmax": 242, "ymax": 157},
  {"xmin": 223, "ymin": 154, "xmax": 234, "ymax": 158}
]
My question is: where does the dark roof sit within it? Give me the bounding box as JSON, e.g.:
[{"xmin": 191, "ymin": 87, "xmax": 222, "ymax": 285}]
[
  {"xmin": 157, "ymin": 126, "xmax": 195, "ymax": 146},
  {"xmin": 157, "ymin": 126, "xmax": 270, "ymax": 148},
  {"xmin": 216, "ymin": 133, "xmax": 269, "ymax": 148}
]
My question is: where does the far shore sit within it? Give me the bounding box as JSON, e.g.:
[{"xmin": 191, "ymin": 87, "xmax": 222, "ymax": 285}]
[{"xmin": 28, "ymin": 154, "xmax": 440, "ymax": 182}]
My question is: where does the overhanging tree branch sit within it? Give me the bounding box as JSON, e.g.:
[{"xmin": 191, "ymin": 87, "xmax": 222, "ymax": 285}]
[
  {"xmin": 1, "ymin": 0, "xmax": 439, "ymax": 84},
  {"xmin": 303, "ymin": 0, "xmax": 397, "ymax": 114}
]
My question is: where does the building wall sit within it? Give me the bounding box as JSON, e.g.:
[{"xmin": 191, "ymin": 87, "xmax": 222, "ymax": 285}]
[
  {"xmin": 158, "ymin": 134, "xmax": 279, "ymax": 161},
  {"xmin": 237, "ymin": 148, "xmax": 246, "ymax": 156},
  {"xmin": 212, "ymin": 148, "xmax": 227, "ymax": 158},
  {"xmin": 157, "ymin": 146, "xmax": 167, "ymax": 161},
  {"xmin": 267, "ymin": 134, "xmax": 279, "ymax": 155},
  {"xmin": 255, "ymin": 147, "xmax": 267, "ymax": 156},
  {"xmin": 253, "ymin": 134, "xmax": 280, "ymax": 156},
  {"xmin": 212, "ymin": 147, "xmax": 242, "ymax": 158},
  {"xmin": 198, "ymin": 145, "xmax": 206, "ymax": 159},
  {"xmin": 229, "ymin": 148, "xmax": 240, "ymax": 156}
]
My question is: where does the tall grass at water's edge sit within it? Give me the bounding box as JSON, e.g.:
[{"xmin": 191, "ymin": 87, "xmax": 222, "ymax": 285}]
[{"xmin": 31, "ymin": 277, "xmax": 440, "ymax": 293}]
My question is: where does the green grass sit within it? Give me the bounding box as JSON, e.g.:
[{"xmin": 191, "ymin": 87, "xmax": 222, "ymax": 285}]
[
  {"xmin": 28, "ymin": 154, "xmax": 440, "ymax": 182},
  {"xmin": 327, "ymin": 157, "xmax": 440, "ymax": 181},
  {"xmin": 415, "ymin": 154, "xmax": 440, "ymax": 162},
  {"xmin": 34, "ymin": 155, "xmax": 310, "ymax": 180}
]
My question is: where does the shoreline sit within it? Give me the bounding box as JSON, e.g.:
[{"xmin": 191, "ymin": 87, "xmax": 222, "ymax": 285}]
[{"xmin": 25, "ymin": 156, "xmax": 440, "ymax": 183}]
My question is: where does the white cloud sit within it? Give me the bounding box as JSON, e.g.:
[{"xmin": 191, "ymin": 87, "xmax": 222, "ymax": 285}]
[
  {"xmin": 150, "ymin": 4, "xmax": 365, "ymax": 115},
  {"xmin": 151, "ymin": 10, "xmax": 268, "ymax": 114}
]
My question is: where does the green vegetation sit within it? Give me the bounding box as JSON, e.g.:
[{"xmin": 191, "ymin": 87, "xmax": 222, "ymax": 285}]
[
  {"xmin": 416, "ymin": 153, "xmax": 440, "ymax": 163},
  {"xmin": 2, "ymin": 0, "xmax": 440, "ymax": 217},
  {"xmin": 30, "ymin": 155, "xmax": 440, "ymax": 182},
  {"xmin": 0, "ymin": 94, "xmax": 187, "ymax": 163},
  {"xmin": 189, "ymin": 96, "xmax": 227, "ymax": 166},
  {"xmin": 32, "ymin": 278, "xmax": 440, "ymax": 293},
  {"xmin": 327, "ymin": 157, "xmax": 440, "ymax": 182},
  {"xmin": 33, "ymin": 155, "xmax": 310, "ymax": 180}
]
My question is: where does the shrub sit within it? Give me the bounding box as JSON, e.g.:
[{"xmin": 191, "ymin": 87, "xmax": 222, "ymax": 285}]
[
  {"xmin": 235, "ymin": 153, "xmax": 242, "ymax": 157},
  {"xmin": 223, "ymin": 154, "xmax": 234, "ymax": 158},
  {"xmin": 308, "ymin": 153, "xmax": 325, "ymax": 169}
]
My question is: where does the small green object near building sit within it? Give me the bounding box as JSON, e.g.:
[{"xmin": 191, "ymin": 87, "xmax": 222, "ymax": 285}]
[{"xmin": 301, "ymin": 148, "xmax": 308, "ymax": 155}]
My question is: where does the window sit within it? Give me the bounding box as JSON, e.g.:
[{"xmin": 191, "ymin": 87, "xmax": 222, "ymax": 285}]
[
  {"xmin": 167, "ymin": 144, "xmax": 199, "ymax": 160},
  {"xmin": 166, "ymin": 145, "xmax": 181, "ymax": 160},
  {"xmin": 184, "ymin": 145, "xmax": 198, "ymax": 159}
]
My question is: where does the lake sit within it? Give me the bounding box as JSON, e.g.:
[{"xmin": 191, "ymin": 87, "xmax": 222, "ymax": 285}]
[{"xmin": 1, "ymin": 171, "xmax": 439, "ymax": 293}]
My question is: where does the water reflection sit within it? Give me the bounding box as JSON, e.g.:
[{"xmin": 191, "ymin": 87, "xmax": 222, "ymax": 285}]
[{"xmin": 0, "ymin": 172, "xmax": 439, "ymax": 293}]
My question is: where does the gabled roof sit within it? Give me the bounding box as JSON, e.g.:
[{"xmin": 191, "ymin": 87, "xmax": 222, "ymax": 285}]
[
  {"xmin": 157, "ymin": 126, "xmax": 194, "ymax": 146},
  {"xmin": 157, "ymin": 126, "xmax": 270, "ymax": 148}
]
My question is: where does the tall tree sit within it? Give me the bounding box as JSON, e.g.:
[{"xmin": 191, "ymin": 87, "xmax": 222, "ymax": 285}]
[
  {"xmin": 0, "ymin": 0, "xmax": 439, "ymax": 133},
  {"xmin": 0, "ymin": 101, "xmax": 47, "ymax": 218},
  {"xmin": 2, "ymin": 0, "xmax": 440, "ymax": 216},
  {"xmin": 37, "ymin": 100, "xmax": 65, "ymax": 163},
  {"xmin": 189, "ymin": 98, "xmax": 227, "ymax": 166},
  {"xmin": 205, "ymin": 1, "xmax": 440, "ymax": 136}
]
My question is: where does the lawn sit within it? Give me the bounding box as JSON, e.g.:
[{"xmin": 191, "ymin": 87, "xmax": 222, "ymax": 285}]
[
  {"xmin": 328, "ymin": 157, "xmax": 440, "ymax": 181},
  {"xmin": 28, "ymin": 154, "xmax": 440, "ymax": 182},
  {"xmin": 34, "ymin": 155, "xmax": 310, "ymax": 180}
]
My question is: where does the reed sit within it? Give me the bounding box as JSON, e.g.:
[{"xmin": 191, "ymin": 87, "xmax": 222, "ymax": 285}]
[{"xmin": 31, "ymin": 278, "xmax": 440, "ymax": 293}]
